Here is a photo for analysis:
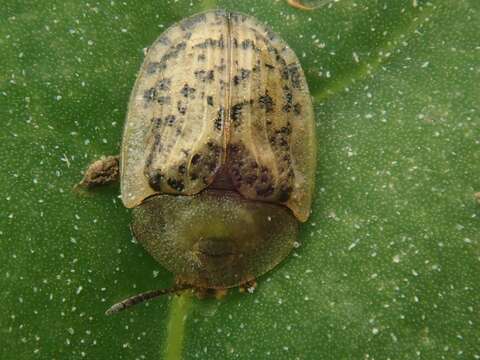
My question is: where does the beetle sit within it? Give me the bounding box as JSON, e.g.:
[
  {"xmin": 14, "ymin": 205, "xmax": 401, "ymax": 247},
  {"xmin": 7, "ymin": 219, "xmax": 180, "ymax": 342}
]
[{"xmin": 77, "ymin": 10, "xmax": 316, "ymax": 315}]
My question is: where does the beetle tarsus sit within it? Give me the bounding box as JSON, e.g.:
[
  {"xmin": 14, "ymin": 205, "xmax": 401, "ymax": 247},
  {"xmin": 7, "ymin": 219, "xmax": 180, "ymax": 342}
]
[
  {"xmin": 105, "ymin": 284, "xmax": 191, "ymax": 315},
  {"xmin": 76, "ymin": 155, "xmax": 120, "ymax": 189}
]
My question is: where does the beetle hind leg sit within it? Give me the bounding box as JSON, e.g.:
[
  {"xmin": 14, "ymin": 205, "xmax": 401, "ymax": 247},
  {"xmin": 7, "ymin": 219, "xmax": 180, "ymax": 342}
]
[{"xmin": 76, "ymin": 155, "xmax": 120, "ymax": 189}]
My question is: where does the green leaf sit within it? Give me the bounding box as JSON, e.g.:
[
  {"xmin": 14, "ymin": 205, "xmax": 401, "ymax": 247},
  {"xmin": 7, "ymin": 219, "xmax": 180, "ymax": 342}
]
[{"xmin": 1, "ymin": 0, "xmax": 479, "ymax": 359}]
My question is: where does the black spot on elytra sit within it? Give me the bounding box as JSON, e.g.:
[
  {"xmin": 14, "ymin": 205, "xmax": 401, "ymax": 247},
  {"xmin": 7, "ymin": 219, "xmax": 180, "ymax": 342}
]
[
  {"xmin": 268, "ymin": 46, "xmax": 287, "ymax": 66},
  {"xmin": 270, "ymin": 125, "xmax": 292, "ymax": 148},
  {"xmin": 180, "ymin": 14, "xmax": 206, "ymax": 30},
  {"xmin": 259, "ymin": 91, "xmax": 274, "ymax": 113},
  {"xmin": 264, "ymin": 63, "xmax": 275, "ymax": 70},
  {"xmin": 207, "ymin": 96, "xmax": 214, "ymax": 106},
  {"xmin": 278, "ymin": 185, "xmax": 293, "ymax": 202},
  {"xmin": 180, "ymin": 84, "xmax": 196, "ymax": 98},
  {"xmin": 256, "ymin": 184, "xmax": 274, "ymax": 197},
  {"xmin": 146, "ymin": 62, "xmax": 161, "ymax": 74},
  {"xmin": 197, "ymin": 53, "xmax": 206, "ymax": 62},
  {"xmin": 144, "ymin": 87, "xmax": 157, "ymax": 102},
  {"xmin": 232, "ymin": 68, "xmax": 251, "ymax": 86},
  {"xmin": 266, "ymin": 30, "xmax": 276, "ymax": 41},
  {"xmin": 191, "ymin": 153, "xmax": 201, "ymax": 165},
  {"xmin": 157, "ymin": 79, "xmax": 171, "ymax": 91},
  {"xmin": 240, "ymin": 68, "xmax": 251, "ymax": 80},
  {"xmin": 231, "ymin": 103, "xmax": 244, "ymax": 127},
  {"xmin": 151, "ymin": 117, "xmax": 162, "ymax": 127},
  {"xmin": 158, "ymin": 36, "xmax": 171, "ymax": 46},
  {"xmin": 158, "ymin": 41, "xmax": 187, "ymax": 68},
  {"xmin": 167, "ymin": 178, "xmax": 185, "ymax": 191},
  {"xmin": 282, "ymin": 86, "xmax": 293, "ymax": 113},
  {"xmin": 157, "ymin": 96, "xmax": 170, "ymax": 105},
  {"xmin": 293, "ymin": 103, "xmax": 302, "ymax": 115},
  {"xmin": 177, "ymin": 101, "xmax": 187, "ymax": 115},
  {"xmin": 206, "ymin": 142, "xmax": 221, "ymax": 169},
  {"xmin": 148, "ymin": 170, "xmax": 164, "ymax": 191},
  {"xmin": 178, "ymin": 164, "xmax": 187, "ymax": 175},
  {"xmin": 215, "ymin": 63, "xmax": 226, "ymax": 72},
  {"xmin": 214, "ymin": 107, "xmax": 224, "ymax": 131},
  {"xmin": 241, "ymin": 39, "xmax": 256, "ymax": 50},
  {"xmin": 287, "ymin": 64, "xmax": 302, "ymax": 88},
  {"xmin": 194, "ymin": 35, "xmax": 225, "ymax": 49},
  {"xmin": 165, "ymin": 115, "xmax": 176, "ymax": 126},
  {"xmin": 194, "ymin": 69, "xmax": 215, "ymax": 82}
]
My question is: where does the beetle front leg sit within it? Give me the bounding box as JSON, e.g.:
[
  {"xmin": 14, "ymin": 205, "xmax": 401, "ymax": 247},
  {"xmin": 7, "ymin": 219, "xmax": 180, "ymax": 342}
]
[{"xmin": 76, "ymin": 155, "xmax": 120, "ymax": 189}]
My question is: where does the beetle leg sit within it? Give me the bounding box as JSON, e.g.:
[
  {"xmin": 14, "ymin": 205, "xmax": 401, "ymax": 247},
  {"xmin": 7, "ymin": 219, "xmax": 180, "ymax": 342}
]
[
  {"xmin": 239, "ymin": 279, "xmax": 257, "ymax": 294},
  {"xmin": 287, "ymin": 0, "xmax": 334, "ymax": 11},
  {"xmin": 287, "ymin": 0, "xmax": 315, "ymax": 10},
  {"xmin": 76, "ymin": 155, "xmax": 120, "ymax": 189},
  {"xmin": 105, "ymin": 283, "xmax": 191, "ymax": 315}
]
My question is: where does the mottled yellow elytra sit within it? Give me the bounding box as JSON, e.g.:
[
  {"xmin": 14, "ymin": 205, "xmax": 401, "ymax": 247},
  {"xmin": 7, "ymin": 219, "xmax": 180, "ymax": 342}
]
[
  {"xmin": 122, "ymin": 10, "xmax": 315, "ymax": 222},
  {"xmin": 79, "ymin": 10, "xmax": 316, "ymax": 314}
]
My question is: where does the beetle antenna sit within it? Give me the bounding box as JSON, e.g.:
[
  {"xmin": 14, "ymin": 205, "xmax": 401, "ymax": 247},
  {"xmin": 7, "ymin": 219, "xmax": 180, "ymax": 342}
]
[{"xmin": 105, "ymin": 284, "xmax": 192, "ymax": 316}]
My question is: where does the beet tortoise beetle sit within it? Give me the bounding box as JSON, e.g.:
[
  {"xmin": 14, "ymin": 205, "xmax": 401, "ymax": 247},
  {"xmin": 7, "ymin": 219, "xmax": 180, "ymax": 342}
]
[{"xmin": 78, "ymin": 10, "xmax": 316, "ymax": 315}]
